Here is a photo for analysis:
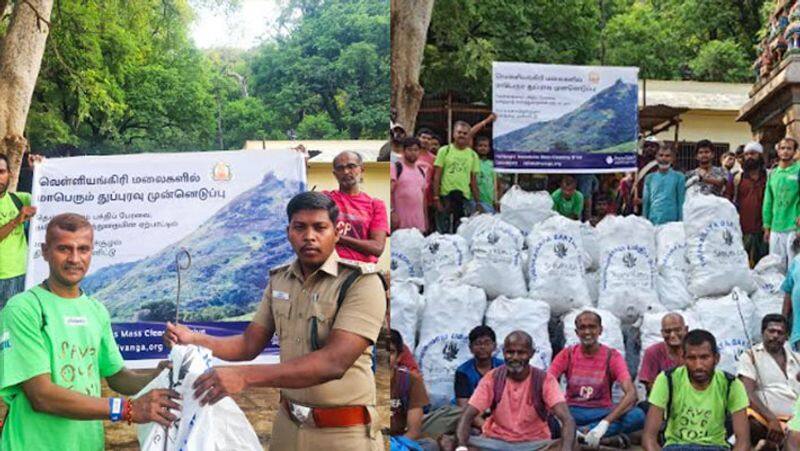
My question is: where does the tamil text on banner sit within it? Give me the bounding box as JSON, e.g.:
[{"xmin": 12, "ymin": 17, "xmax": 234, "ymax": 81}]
[
  {"xmin": 26, "ymin": 150, "xmax": 306, "ymax": 367},
  {"xmin": 492, "ymin": 62, "xmax": 639, "ymax": 173}
]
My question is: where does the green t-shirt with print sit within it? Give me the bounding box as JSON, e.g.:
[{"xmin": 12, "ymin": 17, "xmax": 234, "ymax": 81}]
[
  {"xmin": 434, "ymin": 144, "xmax": 480, "ymax": 200},
  {"xmin": 476, "ymin": 158, "xmax": 496, "ymax": 204},
  {"xmin": 763, "ymin": 162, "xmax": 800, "ymax": 233},
  {"xmin": 0, "ymin": 192, "xmax": 31, "ymax": 279},
  {"xmin": 551, "ymin": 188, "xmax": 584, "ymax": 219},
  {"xmin": 0, "ymin": 286, "xmax": 125, "ymax": 451},
  {"xmin": 649, "ymin": 366, "xmax": 749, "ymax": 448}
]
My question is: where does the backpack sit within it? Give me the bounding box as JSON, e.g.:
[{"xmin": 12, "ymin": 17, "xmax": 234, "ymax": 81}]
[
  {"xmin": 490, "ymin": 365, "xmax": 548, "ymax": 421},
  {"xmin": 7, "ymin": 192, "xmax": 28, "ymax": 243},
  {"xmin": 663, "ymin": 367, "xmax": 736, "ymax": 421},
  {"xmin": 394, "ymin": 161, "xmax": 426, "ymax": 180}
]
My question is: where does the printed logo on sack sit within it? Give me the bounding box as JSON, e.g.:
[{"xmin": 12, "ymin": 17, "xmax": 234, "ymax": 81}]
[
  {"xmin": 723, "ymin": 229, "xmax": 733, "ymax": 246},
  {"xmin": 429, "ymin": 242, "xmax": 440, "ymax": 254},
  {"xmin": 487, "ymin": 232, "xmax": 500, "ymax": 245},
  {"xmin": 442, "ymin": 340, "xmax": 460, "ymax": 361},
  {"xmin": 554, "ymin": 242, "xmax": 568, "ymax": 259},
  {"xmin": 0, "ymin": 332, "xmax": 10, "ymax": 351},
  {"xmin": 622, "ymin": 252, "xmax": 637, "ymax": 268},
  {"xmin": 390, "ymin": 259, "xmax": 398, "ymax": 271}
]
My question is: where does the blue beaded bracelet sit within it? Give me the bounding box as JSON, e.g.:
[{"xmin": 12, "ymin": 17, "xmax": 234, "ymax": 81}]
[{"xmin": 109, "ymin": 397, "xmax": 123, "ymax": 422}]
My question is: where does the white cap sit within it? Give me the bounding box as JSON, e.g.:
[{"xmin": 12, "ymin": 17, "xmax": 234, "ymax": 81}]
[
  {"xmin": 744, "ymin": 141, "xmax": 763, "ymax": 153},
  {"xmin": 644, "ymin": 136, "xmax": 660, "ymax": 144}
]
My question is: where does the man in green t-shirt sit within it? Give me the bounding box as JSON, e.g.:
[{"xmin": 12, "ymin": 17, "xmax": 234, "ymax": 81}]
[
  {"xmin": 763, "ymin": 137, "xmax": 800, "ymax": 272},
  {"xmin": 474, "ymin": 136, "xmax": 498, "ymax": 213},
  {"xmin": 432, "ymin": 121, "xmax": 483, "ymax": 233},
  {"xmin": 642, "ymin": 329, "xmax": 750, "ymax": 451},
  {"xmin": 0, "ymin": 152, "xmax": 36, "ymax": 308},
  {"xmin": 551, "ymin": 176, "xmax": 584, "ymax": 220},
  {"xmin": 0, "ymin": 213, "xmax": 180, "ymax": 450}
]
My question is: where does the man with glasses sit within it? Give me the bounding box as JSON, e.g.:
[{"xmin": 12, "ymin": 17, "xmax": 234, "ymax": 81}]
[
  {"xmin": 639, "ymin": 313, "xmax": 688, "ymax": 396},
  {"xmin": 324, "ymin": 151, "xmax": 388, "ymax": 263}
]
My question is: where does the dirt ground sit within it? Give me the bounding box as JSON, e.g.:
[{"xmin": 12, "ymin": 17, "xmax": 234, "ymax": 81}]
[{"xmin": 0, "ymin": 350, "xmax": 390, "ymax": 450}]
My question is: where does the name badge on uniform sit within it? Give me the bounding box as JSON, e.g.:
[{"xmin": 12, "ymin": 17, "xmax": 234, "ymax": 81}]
[
  {"xmin": 273, "ymin": 290, "xmax": 290, "ymax": 302},
  {"xmin": 64, "ymin": 316, "xmax": 87, "ymax": 326}
]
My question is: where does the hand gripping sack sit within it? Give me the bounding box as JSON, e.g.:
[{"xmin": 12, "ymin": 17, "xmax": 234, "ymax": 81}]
[
  {"xmin": 655, "ymin": 222, "xmax": 692, "ymax": 310},
  {"xmin": 420, "ymin": 233, "xmax": 470, "ymax": 286},
  {"xmin": 461, "ymin": 217, "xmax": 528, "ymax": 299},
  {"xmin": 391, "ymin": 280, "xmax": 425, "ymax": 350},
  {"xmin": 597, "ymin": 216, "xmax": 659, "ymax": 323},
  {"xmin": 391, "ymin": 228, "xmax": 425, "ymax": 282},
  {"xmin": 484, "ymin": 296, "xmax": 552, "ymax": 369},
  {"xmin": 750, "ymin": 255, "xmax": 786, "ymax": 324},
  {"xmin": 416, "ymin": 280, "xmax": 488, "ymax": 408},
  {"xmin": 683, "ymin": 194, "xmax": 755, "ymax": 297},
  {"xmin": 689, "ymin": 288, "xmax": 759, "ymax": 374},
  {"xmin": 526, "ymin": 216, "xmax": 591, "ymax": 315},
  {"xmin": 138, "ymin": 345, "xmax": 261, "ymax": 451},
  {"xmin": 499, "ymin": 186, "xmax": 554, "ymax": 234},
  {"xmin": 563, "ymin": 308, "xmax": 625, "ymax": 357}
]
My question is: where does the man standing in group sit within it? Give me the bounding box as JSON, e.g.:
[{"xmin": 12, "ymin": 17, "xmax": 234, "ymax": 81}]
[
  {"xmin": 642, "ymin": 146, "xmax": 686, "ymax": 225},
  {"xmin": 0, "ymin": 150, "xmax": 37, "ymax": 308},
  {"xmin": 721, "ymin": 150, "xmax": 742, "ymax": 181},
  {"xmin": 686, "ymin": 139, "xmax": 728, "ymax": 196},
  {"xmin": 432, "ymin": 121, "xmax": 482, "ymax": 233},
  {"xmin": 165, "ymin": 192, "xmax": 387, "ymax": 450},
  {"xmin": 731, "ymin": 141, "xmax": 769, "ymax": 266},
  {"xmin": 391, "ymin": 137, "xmax": 429, "ymax": 232},
  {"xmin": 325, "ymin": 151, "xmax": 388, "ymax": 263},
  {"xmin": 639, "ymin": 313, "xmax": 687, "ymax": 396},
  {"xmin": 738, "ymin": 314, "xmax": 800, "ymax": 450},
  {"xmin": 455, "ymin": 331, "xmax": 576, "ymax": 451},
  {"xmin": 415, "ymin": 128, "xmax": 438, "ymax": 174},
  {"xmin": 763, "ymin": 137, "xmax": 800, "ymax": 271},
  {"xmin": 548, "ymin": 310, "xmax": 645, "ymax": 448},
  {"xmin": 551, "ymin": 176, "xmax": 584, "ymax": 221},
  {"xmin": 0, "ymin": 213, "xmax": 181, "ymax": 450},
  {"xmin": 642, "ymin": 329, "xmax": 750, "ymax": 451}
]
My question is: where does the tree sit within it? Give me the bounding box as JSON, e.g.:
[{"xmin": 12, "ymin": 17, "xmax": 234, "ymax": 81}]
[
  {"xmin": 391, "ymin": 0, "xmax": 434, "ymax": 134},
  {"xmin": 0, "ymin": 0, "xmax": 54, "ymax": 190},
  {"xmin": 689, "ymin": 39, "xmax": 751, "ymax": 82}
]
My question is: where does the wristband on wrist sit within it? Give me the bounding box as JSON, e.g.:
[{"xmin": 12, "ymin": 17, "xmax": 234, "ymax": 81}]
[
  {"xmin": 109, "ymin": 397, "xmax": 123, "ymax": 422},
  {"xmin": 123, "ymin": 398, "xmax": 134, "ymax": 425}
]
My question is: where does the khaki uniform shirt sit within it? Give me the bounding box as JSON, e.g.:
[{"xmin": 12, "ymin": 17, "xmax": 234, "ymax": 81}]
[{"xmin": 253, "ymin": 251, "xmax": 386, "ymax": 407}]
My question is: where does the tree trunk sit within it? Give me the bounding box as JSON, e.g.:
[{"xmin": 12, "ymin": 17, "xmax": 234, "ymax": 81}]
[
  {"xmin": 0, "ymin": 0, "xmax": 54, "ymax": 191},
  {"xmin": 390, "ymin": 0, "xmax": 434, "ymax": 135}
]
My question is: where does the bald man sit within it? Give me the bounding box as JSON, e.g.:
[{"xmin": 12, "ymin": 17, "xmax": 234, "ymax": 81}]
[{"xmin": 638, "ymin": 313, "xmax": 688, "ymax": 394}]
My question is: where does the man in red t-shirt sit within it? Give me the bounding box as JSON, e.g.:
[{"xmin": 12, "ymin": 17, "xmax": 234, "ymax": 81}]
[
  {"xmin": 548, "ymin": 311, "xmax": 645, "ymax": 448},
  {"xmin": 638, "ymin": 312, "xmax": 686, "ymax": 395},
  {"xmin": 324, "ymin": 151, "xmax": 389, "ymax": 263}
]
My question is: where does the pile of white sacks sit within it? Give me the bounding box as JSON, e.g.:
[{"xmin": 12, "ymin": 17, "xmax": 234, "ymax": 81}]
[{"xmin": 391, "ymin": 187, "xmax": 788, "ymax": 408}]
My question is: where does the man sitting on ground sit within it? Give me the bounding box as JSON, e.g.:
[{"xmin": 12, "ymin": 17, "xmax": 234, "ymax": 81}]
[
  {"xmin": 642, "ymin": 329, "xmax": 749, "ymax": 451},
  {"xmin": 738, "ymin": 314, "xmax": 800, "ymax": 450},
  {"xmin": 548, "ymin": 310, "xmax": 645, "ymax": 448},
  {"xmin": 639, "ymin": 313, "xmax": 688, "ymax": 396},
  {"xmin": 454, "ymin": 331, "xmax": 576, "ymax": 451}
]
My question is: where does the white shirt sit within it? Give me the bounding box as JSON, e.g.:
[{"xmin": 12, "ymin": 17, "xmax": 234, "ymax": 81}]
[{"xmin": 737, "ymin": 342, "xmax": 800, "ymax": 417}]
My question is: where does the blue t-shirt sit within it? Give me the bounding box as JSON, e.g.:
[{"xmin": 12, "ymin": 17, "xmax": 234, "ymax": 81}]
[
  {"xmin": 453, "ymin": 356, "xmax": 503, "ymax": 403},
  {"xmin": 783, "ymin": 256, "xmax": 800, "ymax": 345}
]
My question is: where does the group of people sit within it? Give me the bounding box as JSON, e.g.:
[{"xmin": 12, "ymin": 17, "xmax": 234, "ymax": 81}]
[
  {"xmin": 391, "ymin": 310, "xmax": 800, "ymax": 451},
  {"xmin": 0, "ymin": 140, "xmax": 392, "ymax": 450}
]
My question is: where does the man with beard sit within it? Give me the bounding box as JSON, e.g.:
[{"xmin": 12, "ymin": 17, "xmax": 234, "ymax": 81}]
[
  {"xmin": 0, "ymin": 214, "xmax": 180, "ymax": 450},
  {"xmin": 639, "ymin": 313, "xmax": 688, "ymax": 396},
  {"xmin": 738, "ymin": 314, "xmax": 800, "ymax": 450},
  {"xmin": 325, "ymin": 151, "xmax": 388, "ymax": 263},
  {"xmin": 686, "ymin": 139, "xmax": 728, "ymax": 196},
  {"xmin": 432, "ymin": 121, "xmax": 483, "ymax": 233},
  {"xmin": 730, "ymin": 142, "xmax": 769, "ymax": 266},
  {"xmin": 454, "ymin": 331, "xmax": 576, "ymax": 451},
  {"xmin": 0, "ymin": 149, "xmax": 38, "ymax": 308},
  {"xmin": 763, "ymin": 137, "xmax": 800, "ymax": 271},
  {"xmin": 548, "ymin": 311, "xmax": 645, "ymax": 448},
  {"xmin": 642, "ymin": 146, "xmax": 686, "ymax": 225},
  {"xmin": 642, "ymin": 329, "xmax": 750, "ymax": 451}
]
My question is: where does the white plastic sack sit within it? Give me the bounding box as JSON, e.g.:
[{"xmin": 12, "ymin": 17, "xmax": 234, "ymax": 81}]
[
  {"xmin": 596, "ymin": 216, "xmax": 659, "ymax": 323},
  {"xmin": 689, "ymin": 288, "xmax": 759, "ymax": 374},
  {"xmin": 457, "ymin": 214, "xmax": 500, "ymax": 245},
  {"xmin": 484, "ymin": 297, "xmax": 552, "ymax": 369},
  {"xmin": 138, "ymin": 345, "xmax": 261, "ymax": 451},
  {"xmin": 655, "ymin": 222, "xmax": 693, "ymax": 310},
  {"xmin": 751, "ymin": 255, "xmax": 786, "ymax": 327},
  {"xmin": 416, "ymin": 280, "xmax": 488, "ymax": 407},
  {"xmin": 585, "ymin": 271, "xmax": 600, "ymax": 306},
  {"xmin": 683, "ymin": 194, "xmax": 755, "ymax": 297},
  {"xmin": 499, "ymin": 186, "xmax": 554, "ymax": 234},
  {"xmin": 563, "ymin": 307, "xmax": 625, "ymax": 357},
  {"xmin": 526, "ymin": 215, "xmax": 591, "ymax": 315},
  {"xmin": 420, "ymin": 233, "xmax": 470, "ymax": 286},
  {"xmin": 390, "ymin": 228, "xmax": 425, "ymax": 282},
  {"xmin": 391, "ymin": 280, "xmax": 425, "ymax": 350},
  {"xmin": 461, "ymin": 217, "xmax": 527, "ymax": 299},
  {"xmin": 580, "ymin": 223, "xmax": 600, "ymax": 271}
]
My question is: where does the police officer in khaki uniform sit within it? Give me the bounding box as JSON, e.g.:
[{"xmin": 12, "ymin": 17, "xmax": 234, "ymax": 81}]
[{"xmin": 165, "ymin": 191, "xmax": 387, "ymax": 450}]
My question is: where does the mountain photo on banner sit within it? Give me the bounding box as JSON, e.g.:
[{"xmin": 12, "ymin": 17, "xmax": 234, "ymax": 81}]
[{"xmin": 494, "ymin": 78, "xmax": 637, "ymax": 154}]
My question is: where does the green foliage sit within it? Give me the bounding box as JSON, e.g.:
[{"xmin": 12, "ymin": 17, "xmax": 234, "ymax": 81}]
[{"xmin": 689, "ymin": 39, "xmax": 751, "ymax": 82}]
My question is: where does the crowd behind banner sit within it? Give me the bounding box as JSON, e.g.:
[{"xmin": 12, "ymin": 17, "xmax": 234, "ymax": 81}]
[{"xmin": 389, "ymin": 116, "xmax": 800, "ymax": 451}]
